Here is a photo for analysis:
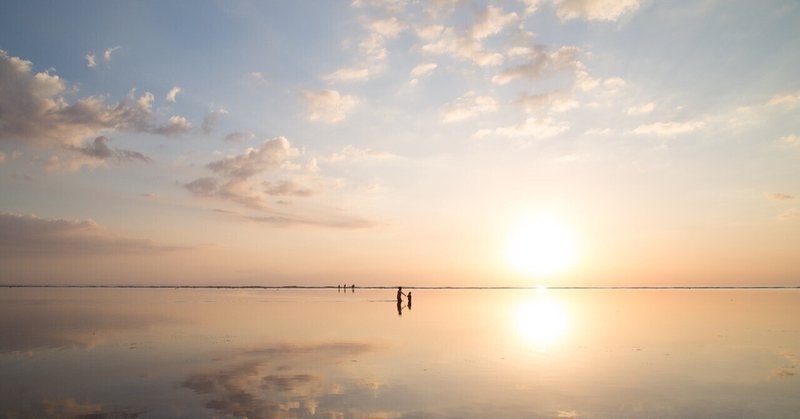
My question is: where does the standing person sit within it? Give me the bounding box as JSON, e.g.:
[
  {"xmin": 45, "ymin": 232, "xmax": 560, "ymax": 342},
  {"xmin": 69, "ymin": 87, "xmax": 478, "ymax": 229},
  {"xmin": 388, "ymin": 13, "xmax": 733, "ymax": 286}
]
[
  {"xmin": 396, "ymin": 287, "xmax": 405, "ymax": 304},
  {"xmin": 407, "ymin": 291, "xmax": 412, "ymax": 309}
]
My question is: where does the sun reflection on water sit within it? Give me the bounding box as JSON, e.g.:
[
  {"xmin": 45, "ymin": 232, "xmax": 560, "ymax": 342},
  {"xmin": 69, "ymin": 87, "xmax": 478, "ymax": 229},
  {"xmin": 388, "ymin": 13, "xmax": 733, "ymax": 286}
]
[{"xmin": 515, "ymin": 293, "xmax": 569, "ymax": 351}]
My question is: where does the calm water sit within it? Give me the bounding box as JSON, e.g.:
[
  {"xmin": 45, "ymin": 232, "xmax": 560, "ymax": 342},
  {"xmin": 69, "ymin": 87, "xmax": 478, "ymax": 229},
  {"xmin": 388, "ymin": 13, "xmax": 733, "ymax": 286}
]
[{"xmin": 1, "ymin": 288, "xmax": 799, "ymax": 418}]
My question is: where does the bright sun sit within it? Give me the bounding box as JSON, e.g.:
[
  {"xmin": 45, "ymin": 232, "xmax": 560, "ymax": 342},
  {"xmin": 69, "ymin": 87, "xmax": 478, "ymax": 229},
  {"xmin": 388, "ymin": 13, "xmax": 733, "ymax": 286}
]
[{"xmin": 506, "ymin": 215, "xmax": 578, "ymax": 277}]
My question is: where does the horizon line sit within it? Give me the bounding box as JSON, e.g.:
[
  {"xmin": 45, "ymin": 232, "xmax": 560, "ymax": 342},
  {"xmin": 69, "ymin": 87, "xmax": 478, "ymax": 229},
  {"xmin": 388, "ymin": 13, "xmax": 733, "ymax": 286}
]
[{"xmin": 2, "ymin": 284, "xmax": 800, "ymax": 290}]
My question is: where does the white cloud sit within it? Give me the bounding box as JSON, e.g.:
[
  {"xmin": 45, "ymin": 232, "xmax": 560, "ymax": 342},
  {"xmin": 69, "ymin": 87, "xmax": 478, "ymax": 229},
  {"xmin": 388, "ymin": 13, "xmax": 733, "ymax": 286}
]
[
  {"xmin": 103, "ymin": 46, "xmax": 121, "ymax": 62},
  {"xmin": 368, "ymin": 17, "xmax": 407, "ymax": 38},
  {"xmin": 781, "ymin": 134, "xmax": 800, "ymax": 146},
  {"xmin": 0, "ymin": 50, "xmax": 192, "ymax": 147},
  {"xmin": 603, "ymin": 77, "xmax": 626, "ymax": 89},
  {"xmin": 410, "ymin": 62, "xmax": 437, "ymax": 77},
  {"xmin": 85, "ymin": 53, "xmax": 96, "ymax": 69},
  {"xmin": 515, "ymin": 90, "xmax": 577, "ymax": 114},
  {"xmin": 553, "ymin": 0, "xmax": 641, "ymax": 21},
  {"xmin": 248, "ymin": 72, "xmax": 268, "ymax": 83},
  {"xmin": 166, "ymin": 86, "xmax": 182, "ymax": 102},
  {"xmin": 627, "ymin": 102, "xmax": 655, "ymax": 115},
  {"xmin": 631, "ymin": 120, "xmax": 705, "ymax": 136},
  {"xmin": 471, "ymin": 5, "xmax": 519, "ymax": 40},
  {"xmin": 351, "ymin": 0, "xmax": 408, "ymax": 13},
  {"xmin": 327, "ymin": 145, "xmax": 397, "ymax": 162},
  {"xmin": 419, "ymin": 6, "xmax": 517, "ymax": 67},
  {"xmin": 325, "ymin": 67, "xmax": 371, "ymax": 82},
  {"xmin": 207, "ymin": 137, "xmax": 300, "ymax": 179},
  {"xmin": 584, "ymin": 127, "xmax": 612, "ymax": 135},
  {"xmin": 302, "ymin": 90, "xmax": 359, "ymax": 123},
  {"xmin": 476, "ymin": 117, "xmax": 569, "ymax": 139},
  {"xmin": 767, "ymin": 91, "xmax": 800, "ymax": 108},
  {"xmin": 441, "ymin": 92, "xmax": 498, "ymax": 123}
]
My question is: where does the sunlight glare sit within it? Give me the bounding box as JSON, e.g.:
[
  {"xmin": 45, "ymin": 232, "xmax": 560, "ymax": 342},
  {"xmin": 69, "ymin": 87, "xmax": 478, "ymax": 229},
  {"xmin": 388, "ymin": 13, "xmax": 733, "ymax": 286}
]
[
  {"xmin": 507, "ymin": 215, "xmax": 578, "ymax": 277},
  {"xmin": 515, "ymin": 297, "xmax": 569, "ymax": 350}
]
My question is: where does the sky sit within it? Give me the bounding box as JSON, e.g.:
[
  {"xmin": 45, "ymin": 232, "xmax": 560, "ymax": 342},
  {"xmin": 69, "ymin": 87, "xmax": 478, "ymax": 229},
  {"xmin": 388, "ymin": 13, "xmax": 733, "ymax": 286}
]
[{"xmin": 1, "ymin": 0, "xmax": 799, "ymax": 287}]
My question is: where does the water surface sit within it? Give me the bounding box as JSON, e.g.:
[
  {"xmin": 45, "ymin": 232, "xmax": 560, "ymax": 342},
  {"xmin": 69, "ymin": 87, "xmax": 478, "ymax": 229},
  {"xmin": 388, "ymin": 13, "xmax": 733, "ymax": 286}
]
[{"xmin": 1, "ymin": 288, "xmax": 798, "ymax": 418}]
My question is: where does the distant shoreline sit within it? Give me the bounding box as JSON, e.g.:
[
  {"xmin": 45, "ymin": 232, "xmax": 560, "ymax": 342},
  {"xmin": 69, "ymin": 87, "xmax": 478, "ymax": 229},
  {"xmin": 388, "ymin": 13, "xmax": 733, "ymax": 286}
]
[{"xmin": 2, "ymin": 285, "xmax": 799, "ymax": 290}]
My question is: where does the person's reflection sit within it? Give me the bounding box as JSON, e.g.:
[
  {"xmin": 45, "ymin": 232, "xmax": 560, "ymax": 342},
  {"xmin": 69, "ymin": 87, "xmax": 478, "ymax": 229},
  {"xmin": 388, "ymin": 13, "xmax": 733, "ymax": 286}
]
[{"xmin": 397, "ymin": 300, "xmax": 403, "ymax": 316}]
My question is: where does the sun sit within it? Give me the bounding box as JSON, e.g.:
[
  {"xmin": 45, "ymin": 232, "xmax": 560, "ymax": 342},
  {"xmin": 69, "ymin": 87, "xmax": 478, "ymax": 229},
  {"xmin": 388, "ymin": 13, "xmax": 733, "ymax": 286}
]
[{"xmin": 506, "ymin": 214, "xmax": 578, "ymax": 277}]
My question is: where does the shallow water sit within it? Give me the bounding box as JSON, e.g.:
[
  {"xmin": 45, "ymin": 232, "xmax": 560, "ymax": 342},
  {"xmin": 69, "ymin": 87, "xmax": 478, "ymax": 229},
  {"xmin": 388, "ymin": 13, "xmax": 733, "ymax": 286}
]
[{"xmin": 1, "ymin": 288, "xmax": 799, "ymax": 418}]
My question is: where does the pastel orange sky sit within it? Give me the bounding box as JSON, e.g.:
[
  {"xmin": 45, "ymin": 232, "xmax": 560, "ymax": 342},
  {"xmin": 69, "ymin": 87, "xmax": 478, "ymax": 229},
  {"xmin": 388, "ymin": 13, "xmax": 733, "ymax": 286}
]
[{"xmin": 1, "ymin": 1, "xmax": 799, "ymax": 286}]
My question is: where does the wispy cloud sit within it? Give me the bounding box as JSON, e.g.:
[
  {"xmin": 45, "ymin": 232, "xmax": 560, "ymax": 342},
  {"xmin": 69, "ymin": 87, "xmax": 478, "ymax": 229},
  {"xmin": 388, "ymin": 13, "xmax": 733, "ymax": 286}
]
[
  {"xmin": 302, "ymin": 90, "xmax": 359, "ymax": 123},
  {"xmin": 766, "ymin": 192, "xmax": 793, "ymax": 201},
  {"xmin": 552, "ymin": 0, "xmax": 641, "ymax": 22},
  {"xmin": 103, "ymin": 46, "xmax": 121, "ymax": 61},
  {"xmin": 627, "ymin": 102, "xmax": 656, "ymax": 115},
  {"xmin": 631, "ymin": 120, "xmax": 704, "ymax": 136},
  {"xmin": 410, "ymin": 62, "xmax": 437, "ymax": 77},
  {"xmin": 85, "ymin": 52, "xmax": 96, "ymax": 68},
  {"xmin": 67, "ymin": 136, "xmax": 150, "ymax": 163},
  {"xmin": 0, "ymin": 213, "xmax": 183, "ymax": 256},
  {"xmin": 201, "ymin": 109, "xmax": 228, "ymax": 135},
  {"xmin": 166, "ymin": 86, "xmax": 182, "ymax": 102},
  {"xmin": 475, "ymin": 117, "xmax": 569, "ymax": 139},
  {"xmin": 224, "ymin": 131, "xmax": 256, "ymax": 143},
  {"xmin": 441, "ymin": 91, "xmax": 498, "ymax": 123}
]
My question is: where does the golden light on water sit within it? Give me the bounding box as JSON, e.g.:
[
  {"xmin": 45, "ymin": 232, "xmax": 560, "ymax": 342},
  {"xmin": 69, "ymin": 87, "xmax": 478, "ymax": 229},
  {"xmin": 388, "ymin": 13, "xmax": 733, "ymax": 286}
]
[
  {"xmin": 506, "ymin": 214, "xmax": 578, "ymax": 277},
  {"xmin": 515, "ymin": 295, "xmax": 569, "ymax": 350}
]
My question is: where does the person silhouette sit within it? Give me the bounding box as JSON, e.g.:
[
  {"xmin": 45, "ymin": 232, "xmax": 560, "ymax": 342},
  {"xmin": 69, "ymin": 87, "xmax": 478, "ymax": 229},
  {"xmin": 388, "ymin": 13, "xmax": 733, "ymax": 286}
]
[
  {"xmin": 396, "ymin": 286, "xmax": 406, "ymax": 304},
  {"xmin": 397, "ymin": 299, "xmax": 403, "ymax": 316},
  {"xmin": 407, "ymin": 291, "xmax": 412, "ymax": 309}
]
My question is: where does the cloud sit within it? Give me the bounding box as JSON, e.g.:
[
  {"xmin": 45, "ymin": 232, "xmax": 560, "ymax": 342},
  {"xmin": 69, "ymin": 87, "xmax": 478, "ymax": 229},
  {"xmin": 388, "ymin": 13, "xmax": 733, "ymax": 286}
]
[
  {"xmin": 207, "ymin": 137, "xmax": 299, "ymax": 179},
  {"xmin": 781, "ymin": 134, "xmax": 800, "ymax": 146},
  {"xmin": 0, "ymin": 50, "xmax": 192, "ymax": 147},
  {"xmin": 766, "ymin": 193, "xmax": 793, "ymax": 201},
  {"xmin": 202, "ymin": 109, "xmax": 228, "ymax": 135},
  {"xmin": 418, "ymin": 5, "xmax": 517, "ymax": 67},
  {"xmin": 224, "ymin": 131, "xmax": 256, "ymax": 143},
  {"xmin": 264, "ymin": 180, "xmax": 319, "ymax": 197},
  {"xmin": 0, "ymin": 213, "xmax": 182, "ymax": 256},
  {"xmin": 767, "ymin": 91, "xmax": 800, "ymax": 108},
  {"xmin": 248, "ymin": 71, "xmax": 268, "ymax": 83},
  {"xmin": 327, "ymin": 145, "xmax": 397, "ymax": 162},
  {"xmin": 166, "ymin": 86, "xmax": 182, "ymax": 102},
  {"xmin": 584, "ymin": 127, "xmax": 612, "ymax": 135},
  {"xmin": 475, "ymin": 117, "xmax": 569, "ymax": 139},
  {"xmin": 441, "ymin": 91, "xmax": 498, "ymax": 123},
  {"xmin": 324, "ymin": 67, "xmax": 371, "ymax": 83},
  {"xmin": 302, "ymin": 90, "xmax": 359, "ymax": 123},
  {"xmin": 553, "ymin": 0, "xmax": 641, "ymax": 21},
  {"xmin": 103, "ymin": 46, "xmax": 121, "ymax": 61},
  {"xmin": 492, "ymin": 46, "xmax": 580, "ymax": 85},
  {"xmin": 631, "ymin": 120, "xmax": 704, "ymax": 136},
  {"xmin": 186, "ymin": 137, "xmax": 304, "ymax": 210},
  {"xmin": 67, "ymin": 136, "xmax": 150, "ymax": 163},
  {"xmin": 85, "ymin": 53, "xmax": 96, "ymax": 69},
  {"xmin": 777, "ymin": 208, "xmax": 800, "ymax": 221},
  {"xmin": 410, "ymin": 62, "xmax": 437, "ymax": 78},
  {"xmin": 516, "ymin": 90, "xmax": 578, "ymax": 114},
  {"xmin": 627, "ymin": 102, "xmax": 656, "ymax": 115},
  {"xmin": 351, "ymin": 0, "xmax": 408, "ymax": 13},
  {"xmin": 368, "ymin": 16, "xmax": 407, "ymax": 38}
]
